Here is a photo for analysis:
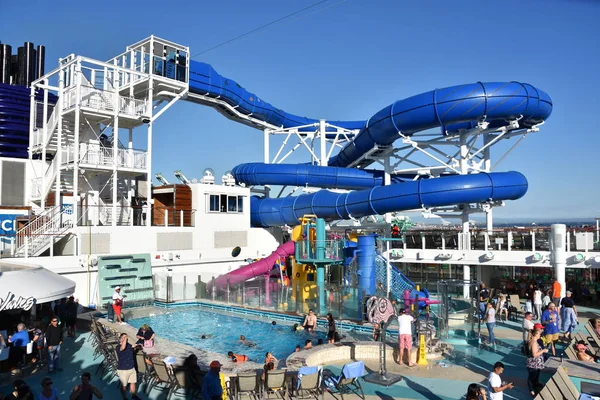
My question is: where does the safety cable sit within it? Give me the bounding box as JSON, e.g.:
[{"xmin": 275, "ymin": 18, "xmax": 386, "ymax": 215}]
[{"xmin": 191, "ymin": 0, "xmax": 349, "ymax": 58}]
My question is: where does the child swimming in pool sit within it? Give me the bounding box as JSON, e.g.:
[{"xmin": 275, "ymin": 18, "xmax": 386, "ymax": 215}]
[
  {"xmin": 239, "ymin": 335, "xmax": 257, "ymax": 347},
  {"xmin": 228, "ymin": 351, "xmax": 249, "ymax": 362}
]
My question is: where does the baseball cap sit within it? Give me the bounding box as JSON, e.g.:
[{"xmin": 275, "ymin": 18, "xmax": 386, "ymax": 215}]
[
  {"xmin": 576, "ymin": 344, "xmax": 586, "ymax": 351},
  {"xmin": 566, "ymin": 290, "xmax": 572, "ymax": 295},
  {"xmin": 533, "ymin": 323, "xmax": 544, "ymax": 330},
  {"xmin": 115, "ymin": 286, "xmax": 121, "ymax": 290},
  {"xmin": 210, "ymin": 360, "xmax": 223, "ymax": 368}
]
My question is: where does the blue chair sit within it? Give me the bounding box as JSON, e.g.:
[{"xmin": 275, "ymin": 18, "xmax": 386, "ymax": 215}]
[{"xmin": 324, "ymin": 361, "xmax": 366, "ymax": 399}]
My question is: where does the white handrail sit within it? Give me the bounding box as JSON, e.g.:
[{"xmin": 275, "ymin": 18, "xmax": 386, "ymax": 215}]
[{"xmin": 14, "ymin": 206, "xmax": 72, "ymax": 257}]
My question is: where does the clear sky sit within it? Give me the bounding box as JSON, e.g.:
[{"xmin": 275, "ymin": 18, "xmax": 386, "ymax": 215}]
[{"xmin": 2, "ymin": 0, "xmax": 599, "ymax": 221}]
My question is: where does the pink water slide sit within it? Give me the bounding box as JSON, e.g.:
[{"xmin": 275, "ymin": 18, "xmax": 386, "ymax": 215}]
[{"xmin": 212, "ymin": 240, "xmax": 295, "ymax": 289}]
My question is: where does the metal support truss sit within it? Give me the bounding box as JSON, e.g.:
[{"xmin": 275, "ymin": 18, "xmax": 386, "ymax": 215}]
[{"xmin": 265, "ymin": 120, "xmax": 359, "ymax": 166}]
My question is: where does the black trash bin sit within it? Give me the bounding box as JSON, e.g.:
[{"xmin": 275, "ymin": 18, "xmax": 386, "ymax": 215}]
[{"xmin": 106, "ymin": 301, "xmax": 114, "ymax": 321}]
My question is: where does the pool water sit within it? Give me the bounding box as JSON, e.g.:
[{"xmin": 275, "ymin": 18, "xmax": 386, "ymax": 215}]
[{"xmin": 129, "ymin": 308, "xmax": 331, "ymax": 362}]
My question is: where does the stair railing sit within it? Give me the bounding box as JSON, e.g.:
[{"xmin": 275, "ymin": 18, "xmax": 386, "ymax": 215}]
[{"xmin": 14, "ymin": 206, "xmax": 68, "ymax": 257}]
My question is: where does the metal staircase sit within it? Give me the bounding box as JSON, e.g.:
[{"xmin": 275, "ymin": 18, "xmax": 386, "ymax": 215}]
[{"xmin": 14, "ymin": 206, "xmax": 72, "ymax": 257}]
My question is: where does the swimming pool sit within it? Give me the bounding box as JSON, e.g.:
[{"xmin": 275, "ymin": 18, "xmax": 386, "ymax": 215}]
[{"xmin": 129, "ymin": 307, "xmax": 335, "ymax": 362}]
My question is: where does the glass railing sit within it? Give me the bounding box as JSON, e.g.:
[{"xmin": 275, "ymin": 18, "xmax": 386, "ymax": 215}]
[
  {"xmin": 155, "ymin": 271, "xmax": 367, "ymax": 322},
  {"xmin": 378, "ymin": 229, "xmax": 599, "ymax": 252},
  {"xmin": 295, "ymin": 239, "xmax": 344, "ymax": 262}
]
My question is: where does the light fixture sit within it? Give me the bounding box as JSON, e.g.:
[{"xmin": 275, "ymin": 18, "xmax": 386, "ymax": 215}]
[
  {"xmin": 532, "ymin": 253, "xmax": 543, "ymax": 262},
  {"xmin": 594, "ymin": 256, "xmax": 600, "ymax": 263},
  {"xmin": 573, "ymin": 253, "xmax": 585, "ymax": 263},
  {"xmin": 483, "ymin": 251, "xmax": 494, "ymax": 261},
  {"xmin": 437, "ymin": 253, "xmax": 452, "ymax": 260}
]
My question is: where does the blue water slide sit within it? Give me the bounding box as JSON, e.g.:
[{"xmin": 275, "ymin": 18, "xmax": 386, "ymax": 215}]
[
  {"xmin": 188, "ymin": 61, "xmax": 365, "ymax": 133},
  {"xmin": 232, "ymin": 163, "xmax": 413, "ymax": 190},
  {"xmin": 185, "ymin": 61, "xmax": 551, "ymax": 229},
  {"xmin": 250, "ymin": 171, "xmax": 527, "ymax": 228},
  {"xmin": 329, "ymin": 82, "xmax": 552, "ymax": 168}
]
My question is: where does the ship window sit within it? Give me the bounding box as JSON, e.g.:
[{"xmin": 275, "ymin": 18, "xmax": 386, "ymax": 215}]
[
  {"xmin": 208, "ymin": 194, "xmax": 245, "ymax": 213},
  {"xmin": 228, "ymin": 196, "xmax": 237, "ymax": 212},
  {"xmin": 208, "ymin": 195, "xmax": 219, "ymax": 212}
]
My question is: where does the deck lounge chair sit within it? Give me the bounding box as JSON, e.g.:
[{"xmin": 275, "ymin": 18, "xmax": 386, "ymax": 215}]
[
  {"xmin": 233, "ymin": 372, "xmax": 261, "ymax": 400},
  {"xmin": 295, "ymin": 365, "xmax": 323, "ymax": 399},
  {"xmin": 264, "ymin": 369, "xmax": 287, "ymax": 399},
  {"xmin": 146, "ymin": 358, "xmax": 178, "ymax": 398},
  {"xmin": 508, "ymin": 295, "xmax": 522, "ymax": 321},
  {"xmin": 585, "ymin": 323, "xmax": 600, "ymax": 350},
  {"xmin": 324, "ymin": 360, "xmax": 366, "ymax": 400},
  {"xmin": 534, "ymin": 366, "xmax": 579, "ymax": 400}
]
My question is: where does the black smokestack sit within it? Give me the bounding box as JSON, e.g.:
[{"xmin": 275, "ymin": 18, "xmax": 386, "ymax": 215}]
[
  {"xmin": 36, "ymin": 44, "xmax": 45, "ymax": 79},
  {"xmin": 24, "ymin": 42, "xmax": 36, "ymax": 85},
  {"xmin": 16, "ymin": 46, "xmax": 25, "ymax": 86}
]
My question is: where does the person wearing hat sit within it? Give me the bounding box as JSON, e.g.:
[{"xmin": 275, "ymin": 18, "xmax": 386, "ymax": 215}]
[
  {"xmin": 575, "ymin": 343, "xmax": 600, "ymax": 363},
  {"xmin": 112, "ymin": 287, "xmax": 125, "ymax": 325},
  {"xmin": 560, "ymin": 290, "xmax": 578, "ymax": 340},
  {"xmin": 202, "ymin": 360, "xmax": 223, "ymax": 400}
]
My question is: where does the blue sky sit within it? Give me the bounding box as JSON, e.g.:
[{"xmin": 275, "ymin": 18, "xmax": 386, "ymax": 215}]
[{"xmin": 2, "ymin": 0, "xmax": 599, "ymax": 221}]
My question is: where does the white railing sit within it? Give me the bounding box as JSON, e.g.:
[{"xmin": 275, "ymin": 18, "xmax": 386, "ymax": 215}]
[
  {"xmin": 31, "ymin": 156, "xmax": 61, "ymax": 200},
  {"xmin": 14, "ymin": 206, "xmax": 72, "ymax": 257},
  {"xmin": 64, "ymin": 85, "xmax": 147, "ymax": 117},
  {"xmin": 79, "ymin": 144, "xmax": 147, "ymax": 169},
  {"xmin": 93, "ymin": 200, "xmax": 132, "ymax": 226},
  {"xmin": 119, "ymin": 96, "xmax": 146, "ymax": 116},
  {"xmin": 31, "ymin": 102, "xmax": 61, "ymax": 151}
]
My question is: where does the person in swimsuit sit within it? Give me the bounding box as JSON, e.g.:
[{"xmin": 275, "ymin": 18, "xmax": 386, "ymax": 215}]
[
  {"xmin": 302, "ymin": 310, "xmax": 317, "ymax": 332},
  {"xmin": 227, "ymin": 351, "xmax": 248, "ymax": 362},
  {"xmin": 326, "ymin": 313, "xmax": 336, "ymax": 344},
  {"xmin": 264, "ymin": 352, "xmax": 278, "ymax": 365},
  {"xmin": 238, "ymin": 335, "xmax": 256, "ymax": 347}
]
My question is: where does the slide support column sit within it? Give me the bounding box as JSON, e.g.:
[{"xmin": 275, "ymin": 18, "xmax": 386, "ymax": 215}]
[
  {"xmin": 317, "ymin": 266, "xmax": 325, "ymax": 315},
  {"xmin": 357, "ymin": 235, "xmax": 376, "ymax": 307},
  {"xmin": 551, "ymin": 224, "xmax": 567, "ymax": 299}
]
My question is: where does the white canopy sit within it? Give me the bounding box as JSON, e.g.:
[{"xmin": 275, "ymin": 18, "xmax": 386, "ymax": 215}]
[{"xmin": 0, "ymin": 261, "xmax": 75, "ymax": 308}]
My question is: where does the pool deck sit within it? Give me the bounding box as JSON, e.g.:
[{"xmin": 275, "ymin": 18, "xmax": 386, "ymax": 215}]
[{"xmin": 1, "ymin": 306, "xmax": 598, "ymax": 399}]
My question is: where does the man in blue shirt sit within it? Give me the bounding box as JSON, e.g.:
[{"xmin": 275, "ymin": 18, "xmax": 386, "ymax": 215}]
[
  {"xmin": 116, "ymin": 333, "xmax": 141, "ymax": 400},
  {"xmin": 202, "ymin": 360, "xmax": 223, "ymax": 400},
  {"xmin": 541, "ymin": 302, "xmax": 559, "ymax": 356},
  {"xmin": 8, "ymin": 323, "xmax": 29, "ymax": 366},
  {"xmin": 8, "ymin": 323, "xmax": 29, "ymax": 347}
]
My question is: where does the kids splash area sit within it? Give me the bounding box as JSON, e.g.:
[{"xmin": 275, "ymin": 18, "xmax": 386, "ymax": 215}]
[{"xmin": 0, "ymin": 35, "xmax": 600, "ymax": 400}]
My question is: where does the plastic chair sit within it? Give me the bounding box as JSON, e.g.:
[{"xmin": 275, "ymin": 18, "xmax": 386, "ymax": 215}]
[
  {"xmin": 233, "ymin": 372, "xmax": 261, "ymax": 400},
  {"xmin": 324, "ymin": 361, "xmax": 366, "ymax": 399},
  {"xmin": 264, "ymin": 369, "xmax": 287, "ymax": 399},
  {"xmin": 295, "ymin": 366, "xmax": 323, "ymax": 399}
]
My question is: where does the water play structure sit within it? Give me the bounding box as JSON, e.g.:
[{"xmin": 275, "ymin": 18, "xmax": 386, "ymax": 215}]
[{"xmin": 13, "ymin": 36, "xmax": 600, "ymax": 318}]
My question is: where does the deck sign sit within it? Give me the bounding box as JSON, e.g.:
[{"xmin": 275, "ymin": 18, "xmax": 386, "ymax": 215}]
[
  {"xmin": 0, "ymin": 292, "xmax": 36, "ymax": 311},
  {"xmin": 0, "ymin": 212, "xmax": 27, "ymax": 244}
]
